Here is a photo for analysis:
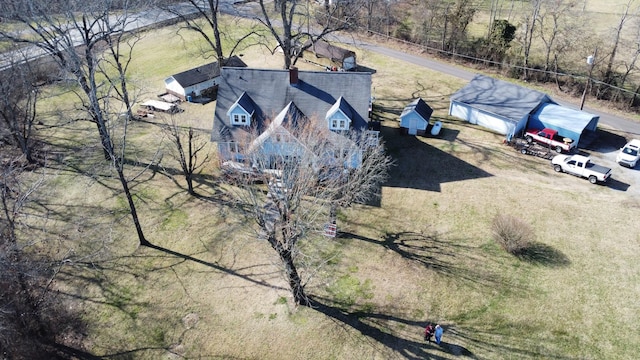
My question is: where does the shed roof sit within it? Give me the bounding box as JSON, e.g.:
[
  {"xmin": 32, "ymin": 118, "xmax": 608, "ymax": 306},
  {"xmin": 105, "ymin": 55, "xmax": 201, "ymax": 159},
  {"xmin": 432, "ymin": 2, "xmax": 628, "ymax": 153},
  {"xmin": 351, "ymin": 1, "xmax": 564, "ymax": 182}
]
[
  {"xmin": 212, "ymin": 68, "xmax": 371, "ymax": 142},
  {"xmin": 451, "ymin": 74, "xmax": 553, "ymax": 121},
  {"xmin": 303, "ymin": 39, "xmax": 355, "ymax": 61},
  {"xmin": 401, "ymin": 98, "xmax": 433, "ymax": 121},
  {"xmin": 532, "ymin": 103, "xmax": 598, "ymax": 134},
  {"xmin": 170, "ymin": 55, "xmax": 247, "ymax": 87}
]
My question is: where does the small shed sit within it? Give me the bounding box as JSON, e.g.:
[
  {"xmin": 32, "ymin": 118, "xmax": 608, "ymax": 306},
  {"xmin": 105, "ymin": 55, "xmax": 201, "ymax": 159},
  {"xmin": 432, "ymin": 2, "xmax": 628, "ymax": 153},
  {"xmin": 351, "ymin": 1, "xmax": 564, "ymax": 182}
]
[
  {"xmin": 399, "ymin": 98, "xmax": 433, "ymax": 136},
  {"xmin": 527, "ymin": 103, "xmax": 599, "ymax": 146},
  {"xmin": 302, "ymin": 40, "xmax": 356, "ymax": 71},
  {"xmin": 449, "ymin": 74, "xmax": 553, "ymax": 139},
  {"xmin": 164, "ymin": 55, "xmax": 247, "ymax": 101}
]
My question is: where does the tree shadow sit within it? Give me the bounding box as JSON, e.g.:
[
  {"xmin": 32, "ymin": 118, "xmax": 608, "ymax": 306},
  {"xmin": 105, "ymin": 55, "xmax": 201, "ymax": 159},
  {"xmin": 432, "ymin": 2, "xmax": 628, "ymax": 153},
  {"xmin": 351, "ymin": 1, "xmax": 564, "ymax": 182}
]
[
  {"xmin": 311, "ymin": 296, "xmax": 580, "ymax": 359},
  {"xmin": 310, "ymin": 296, "xmax": 463, "ymax": 360},
  {"xmin": 56, "ymin": 241, "xmax": 288, "ymax": 359},
  {"xmin": 514, "ymin": 242, "xmax": 571, "ymax": 267},
  {"xmin": 339, "ymin": 230, "xmax": 512, "ymax": 291}
]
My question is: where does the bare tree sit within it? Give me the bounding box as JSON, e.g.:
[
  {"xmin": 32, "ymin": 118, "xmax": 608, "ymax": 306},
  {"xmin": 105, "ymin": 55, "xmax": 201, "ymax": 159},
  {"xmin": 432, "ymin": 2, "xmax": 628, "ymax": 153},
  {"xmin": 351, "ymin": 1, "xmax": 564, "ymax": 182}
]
[
  {"xmin": 443, "ymin": 0, "xmax": 477, "ymax": 53},
  {"xmin": 163, "ymin": 117, "xmax": 211, "ymax": 195},
  {"xmin": 220, "ymin": 119, "xmax": 391, "ymax": 305},
  {"xmin": 536, "ymin": 0, "xmax": 579, "ymax": 80},
  {"xmin": 521, "ymin": 0, "xmax": 542, "ymax": 79},
  {"xmin": 161, "ymin": 0, "xmax": 226, "ymax": 61},
  {"xmin": 0, "ymin": 161, "xmax": 87, "ymax": 359},
  {"xmin": 254, "ymin": 0, "xmax": 359, "ymax": 69},
  {"xmin": 0, "ymin": 0, "xmax": 152, "ymax": 247},
  {"xmin": 602, "ymin": 0, "xmax": 637, "ymax": 87},
  {"xmin": 0, "ymin": 51, "xmax": 41, "ymax": 164}
]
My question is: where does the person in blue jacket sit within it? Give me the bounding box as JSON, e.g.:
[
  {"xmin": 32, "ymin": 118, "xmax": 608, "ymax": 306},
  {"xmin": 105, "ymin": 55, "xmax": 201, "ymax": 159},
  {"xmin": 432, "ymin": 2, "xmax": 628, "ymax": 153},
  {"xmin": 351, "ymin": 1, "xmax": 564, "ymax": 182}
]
[{"xmin": 434, "ymin": 324, "xmax": 443, "ymax": 344}]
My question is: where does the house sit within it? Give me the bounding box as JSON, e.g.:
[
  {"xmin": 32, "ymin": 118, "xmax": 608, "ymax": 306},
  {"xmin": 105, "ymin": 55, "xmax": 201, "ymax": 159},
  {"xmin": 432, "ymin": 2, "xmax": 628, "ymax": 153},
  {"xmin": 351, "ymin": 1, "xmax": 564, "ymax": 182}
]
[
  {"xmin": 211, "ymin": 67, "xmax": 375, "ymax": 169},
  {"xmin": 163, "ymin": 55, "xmax": 247, "ymax": 101},
  {"xmin": 399, "ymin": 98, "xmax": 433, "ymax": 136},
  {"xmin": 449, "ymin": 74, "xmax": 598, "ymax": 146},
  {"xmin": 300, "ymin": 39, "xmax": 357, "ymax": 71}
]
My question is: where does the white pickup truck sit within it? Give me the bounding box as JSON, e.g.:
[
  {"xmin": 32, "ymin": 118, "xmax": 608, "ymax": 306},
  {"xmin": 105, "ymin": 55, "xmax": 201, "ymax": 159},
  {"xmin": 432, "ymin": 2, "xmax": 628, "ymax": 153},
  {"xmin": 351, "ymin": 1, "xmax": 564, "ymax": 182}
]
[{"xmin": 551, "ymin": 154, "xmax": 612, "ymax": 184}]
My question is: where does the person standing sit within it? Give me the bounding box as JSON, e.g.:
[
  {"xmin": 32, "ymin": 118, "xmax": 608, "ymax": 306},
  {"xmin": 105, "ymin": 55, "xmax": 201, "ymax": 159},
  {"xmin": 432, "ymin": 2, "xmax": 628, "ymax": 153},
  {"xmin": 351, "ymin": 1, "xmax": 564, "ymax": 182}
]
[
  {"xmin": 424, "ymin": 323, "xmax": 434, "ymax": 342},
  {"xmin": 434, "ymin": 324, "xmax": 443, "ymax": 345}
]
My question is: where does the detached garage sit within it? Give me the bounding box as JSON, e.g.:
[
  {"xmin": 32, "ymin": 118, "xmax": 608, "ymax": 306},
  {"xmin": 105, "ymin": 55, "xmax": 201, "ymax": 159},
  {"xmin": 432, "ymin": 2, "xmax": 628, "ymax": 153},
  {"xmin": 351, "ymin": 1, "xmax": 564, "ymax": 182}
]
[
  {"xmin": 449, "ymin": 74, "xmax": 553, "ymax": 139},
  {"xmin": 527, "ymin": 103, "xmax": 599, "ymax": 147},
  {"xmin": 449, "ymin": 74, "xmax": 599, "ymax": 146}
]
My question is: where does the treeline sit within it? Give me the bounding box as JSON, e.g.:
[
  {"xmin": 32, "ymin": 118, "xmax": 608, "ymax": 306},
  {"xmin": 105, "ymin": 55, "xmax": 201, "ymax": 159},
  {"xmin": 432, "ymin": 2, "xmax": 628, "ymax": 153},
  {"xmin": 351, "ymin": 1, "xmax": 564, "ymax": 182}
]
[{"xmin": 347, "ymin": 0, "xmax": 640, "ymax": 112}]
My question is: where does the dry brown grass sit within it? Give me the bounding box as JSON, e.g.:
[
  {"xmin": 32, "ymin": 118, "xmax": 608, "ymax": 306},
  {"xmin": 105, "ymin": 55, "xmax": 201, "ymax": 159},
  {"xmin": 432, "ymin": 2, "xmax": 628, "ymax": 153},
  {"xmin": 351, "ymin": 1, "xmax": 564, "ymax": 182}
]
[{"xmin": 23, "ymin": 16, "xmax": 640, "ymax": 360}]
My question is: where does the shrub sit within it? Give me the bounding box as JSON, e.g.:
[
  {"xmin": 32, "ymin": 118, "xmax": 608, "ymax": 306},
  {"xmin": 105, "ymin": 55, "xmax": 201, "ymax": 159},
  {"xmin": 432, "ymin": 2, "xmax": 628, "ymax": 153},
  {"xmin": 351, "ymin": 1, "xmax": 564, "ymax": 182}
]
[{"xmin": 491, "ymin": 214, "xmax": 535, "ymax": 255}]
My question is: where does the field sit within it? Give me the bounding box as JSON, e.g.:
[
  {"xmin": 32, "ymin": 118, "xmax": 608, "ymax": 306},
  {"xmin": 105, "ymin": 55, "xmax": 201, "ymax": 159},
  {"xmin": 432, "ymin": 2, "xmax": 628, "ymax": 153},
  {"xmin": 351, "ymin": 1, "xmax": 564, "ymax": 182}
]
[{"xmin": 24, "ymin": 17, "xmax": 640, "ymax": 360}]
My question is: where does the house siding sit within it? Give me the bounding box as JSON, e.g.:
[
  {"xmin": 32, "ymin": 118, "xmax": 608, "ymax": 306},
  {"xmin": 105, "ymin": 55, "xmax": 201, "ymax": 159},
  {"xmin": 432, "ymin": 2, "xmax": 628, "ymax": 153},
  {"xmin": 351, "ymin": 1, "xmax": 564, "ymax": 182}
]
[
  {"xmin": 228, "ymin": 106, "xmax": 252, "ymax": 126},
  {"xmin": 327, "ymin": 109, "xmax": 351, "ymax": 130},
  {"xmin": 450, "ymin": 101, "xmax": 517, "ymax": 135},
  {"xmin": 165, "ymin": 78, "xmax": 185, "ymax": 98},
  {"xmin": 183, "ymin": 79, "xmax": 217, "ymax": 97},
  {"xmin": 400, "ymin": 111, "xmax": 428, "ymax": 133}
]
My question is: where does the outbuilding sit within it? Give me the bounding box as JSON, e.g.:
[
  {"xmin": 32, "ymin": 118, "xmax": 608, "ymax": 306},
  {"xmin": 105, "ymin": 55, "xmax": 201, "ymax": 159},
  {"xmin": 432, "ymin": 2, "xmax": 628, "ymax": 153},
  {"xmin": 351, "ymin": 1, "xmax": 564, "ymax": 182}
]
[
  {"xmin": 399, "ymin": 98, "xmax": 433, "ymax": 136},
  {"xmin": 301, "ymin": 39, "xmax": 357, "ymax": 71},
  {"xmin": 449, "ymin": 74, "xmax": 552, "ymax": 139},
  {"xmin": 164, "ymin": 56, "xmax": 247, "ymax": 101},
  {"xmin": 449, "ymin": 74, "xmax": 599, "ymax": 146},
  {"xmin": 527, "ymin": 103, "xmax": 599, "ymax": 146}
]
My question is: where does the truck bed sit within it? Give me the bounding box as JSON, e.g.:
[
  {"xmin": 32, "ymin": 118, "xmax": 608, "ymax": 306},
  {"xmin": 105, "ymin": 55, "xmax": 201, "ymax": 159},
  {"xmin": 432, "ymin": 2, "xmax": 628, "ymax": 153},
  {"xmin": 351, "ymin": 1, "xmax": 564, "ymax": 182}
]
[{"xmin": 586, "ymin": 162, "xmax": 612, "ymax": 175}]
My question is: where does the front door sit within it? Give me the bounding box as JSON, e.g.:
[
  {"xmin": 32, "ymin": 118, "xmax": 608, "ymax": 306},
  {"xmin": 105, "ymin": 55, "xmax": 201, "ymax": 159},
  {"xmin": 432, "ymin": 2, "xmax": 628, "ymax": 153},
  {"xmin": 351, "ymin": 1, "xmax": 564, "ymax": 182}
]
[{"xmin": 408, "ymin": 118, "xmax": 418, "ymax": 135}]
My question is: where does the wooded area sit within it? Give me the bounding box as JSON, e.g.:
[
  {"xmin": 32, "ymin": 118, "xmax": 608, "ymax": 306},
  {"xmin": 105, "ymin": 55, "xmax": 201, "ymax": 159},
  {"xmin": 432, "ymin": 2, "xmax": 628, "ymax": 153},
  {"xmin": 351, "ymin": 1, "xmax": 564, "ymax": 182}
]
[{"xmin": 355, "ymin": 0, "xmax": 640, "ymax": 111}]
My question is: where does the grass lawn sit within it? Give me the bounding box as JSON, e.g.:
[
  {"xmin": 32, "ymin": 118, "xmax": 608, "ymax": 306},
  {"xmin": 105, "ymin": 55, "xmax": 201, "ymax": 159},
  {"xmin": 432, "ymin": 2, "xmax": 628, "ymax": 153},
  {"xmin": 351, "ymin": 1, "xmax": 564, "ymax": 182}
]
[{"xmin": 22, "ymin": 16, "xmax": 640, "ymax": 360}]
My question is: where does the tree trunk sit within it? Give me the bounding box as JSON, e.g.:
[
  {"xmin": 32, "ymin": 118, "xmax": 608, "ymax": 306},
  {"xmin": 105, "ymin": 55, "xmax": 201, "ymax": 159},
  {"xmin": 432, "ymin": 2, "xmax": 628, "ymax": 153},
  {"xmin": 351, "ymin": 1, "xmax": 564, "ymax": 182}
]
[
  {"xmin": 279, "ymin": 248, "xmax": 309, "ymax": 306},
  {"xmin": 115, "ymin": 157, "xmax": 151, "ymax": 247},
  {"xmin": 269, "ymin": 236, "xmax": 309, "ymax": 306},
  {"xmin": 207, "ymin": 0, "xmax": 224, "ymax": 61}
]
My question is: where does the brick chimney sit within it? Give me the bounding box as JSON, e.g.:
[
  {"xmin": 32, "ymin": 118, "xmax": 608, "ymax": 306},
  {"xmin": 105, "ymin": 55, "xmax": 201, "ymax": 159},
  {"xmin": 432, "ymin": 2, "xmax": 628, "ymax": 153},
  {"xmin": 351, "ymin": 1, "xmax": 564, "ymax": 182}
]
[{"xmin": 289, "ymin": 66, "xmax": 298, "ymax": 85}]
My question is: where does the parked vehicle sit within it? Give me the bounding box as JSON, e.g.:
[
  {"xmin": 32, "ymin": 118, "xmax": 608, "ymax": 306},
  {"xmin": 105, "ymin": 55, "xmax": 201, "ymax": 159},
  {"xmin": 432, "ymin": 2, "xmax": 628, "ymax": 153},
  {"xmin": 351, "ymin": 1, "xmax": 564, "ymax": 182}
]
[
  {"xmin": 524, "ymin": 128, "xmax": 576, "ymax": 153},
  {"xmin": 551, "ymin": 154, "xmax": 612, "ymax": 184},
  {"xmin": 616, "ymin": 139, "xmax": 640, "ymax": 168}
]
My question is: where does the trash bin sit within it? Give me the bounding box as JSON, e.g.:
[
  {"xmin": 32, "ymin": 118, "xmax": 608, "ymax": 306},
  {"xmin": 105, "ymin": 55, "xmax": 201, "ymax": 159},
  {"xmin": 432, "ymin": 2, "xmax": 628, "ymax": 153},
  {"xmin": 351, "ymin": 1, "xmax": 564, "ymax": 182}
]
[
  {"xmin": 431, "ymin": 121, "xmax": 442, "ymax": 136},
  {"xmin": 186, "ymin": 95, "xmax": 192, "ymax": 102}
]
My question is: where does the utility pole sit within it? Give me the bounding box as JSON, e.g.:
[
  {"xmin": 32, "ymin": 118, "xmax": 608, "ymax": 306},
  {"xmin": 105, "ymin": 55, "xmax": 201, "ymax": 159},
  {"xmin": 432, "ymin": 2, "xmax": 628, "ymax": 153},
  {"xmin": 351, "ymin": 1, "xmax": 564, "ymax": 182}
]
[{"xmin": 580, "ymin": 48, "xmax": 597, "ymax": 111}]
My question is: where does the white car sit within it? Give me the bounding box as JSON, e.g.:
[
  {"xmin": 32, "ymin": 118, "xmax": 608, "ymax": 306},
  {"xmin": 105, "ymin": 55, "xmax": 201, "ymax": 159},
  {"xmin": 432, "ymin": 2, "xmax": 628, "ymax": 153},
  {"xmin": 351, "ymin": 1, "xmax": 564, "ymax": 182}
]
[{"xmin": 616, "ymin": 139, "xmax": 640, "ymax": 168}]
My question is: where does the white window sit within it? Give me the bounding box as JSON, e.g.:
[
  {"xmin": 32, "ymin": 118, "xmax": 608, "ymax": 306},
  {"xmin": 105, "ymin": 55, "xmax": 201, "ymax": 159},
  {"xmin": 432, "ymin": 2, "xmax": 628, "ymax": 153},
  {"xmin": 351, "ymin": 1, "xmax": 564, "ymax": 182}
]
[
  {"xmin": 332, "ymin": 119, "xmax": 338, "ymax": 128},
  {"xmin": 339, "ymin": 120, "xmax": 346, "ymax": 129},
  {"xmin": 231, "ymin": 113, "xmax": 250, "ymax": 126}
]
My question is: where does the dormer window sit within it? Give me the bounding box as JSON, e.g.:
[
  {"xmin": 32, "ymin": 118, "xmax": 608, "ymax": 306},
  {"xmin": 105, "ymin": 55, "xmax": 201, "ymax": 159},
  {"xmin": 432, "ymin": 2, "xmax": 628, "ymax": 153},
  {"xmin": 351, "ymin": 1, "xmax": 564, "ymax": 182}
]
[
  {"xmin": 227, "ymin": 92, "xmax": 255, "ymax": 127},
  {"xmin": 326, "ymin": 96, "xmax": 353, "ymax": 131},
  {"xmin": 231, "ymin": 114, "xmax": 248, "ymax": 126}
]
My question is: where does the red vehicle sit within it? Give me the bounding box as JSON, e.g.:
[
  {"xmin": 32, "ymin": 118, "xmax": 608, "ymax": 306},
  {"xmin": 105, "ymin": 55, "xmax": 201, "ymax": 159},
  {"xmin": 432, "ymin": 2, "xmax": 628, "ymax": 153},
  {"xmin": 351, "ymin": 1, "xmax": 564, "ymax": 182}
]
[{"xmin": 524, "ymin": 128, "xmax": 576, "ymax": 153}]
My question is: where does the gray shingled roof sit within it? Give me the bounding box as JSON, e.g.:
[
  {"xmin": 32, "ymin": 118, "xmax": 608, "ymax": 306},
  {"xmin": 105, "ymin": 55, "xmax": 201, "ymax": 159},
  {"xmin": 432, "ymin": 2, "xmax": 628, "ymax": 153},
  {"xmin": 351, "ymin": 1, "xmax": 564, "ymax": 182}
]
[
  {"xmin": 170, "ymin": 56, "xmax": 247, "ymax": 88},
  {"xmin": 211, "ymin": 68, "xmax": 371, "ymax": 142},
  {"xmin": 450, "ymin": 74, "xmax": 553, "ymax": 121},
  {"xmin": 401, "ymin": 98, "xmax": 433, "ymax": 121},
  {"xmin": 303, "ymin": 39, "xmax": 355, "ymax": 61}
]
